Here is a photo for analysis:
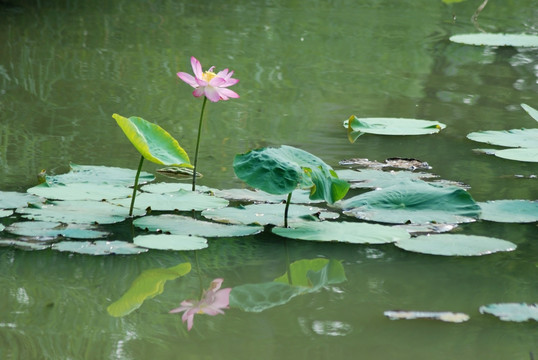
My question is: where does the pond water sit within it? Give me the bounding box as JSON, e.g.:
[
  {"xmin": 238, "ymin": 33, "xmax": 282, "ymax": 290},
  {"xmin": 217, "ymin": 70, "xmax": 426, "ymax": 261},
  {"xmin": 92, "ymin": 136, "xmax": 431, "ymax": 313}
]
[{"xmin": 1, "ymin": 0, "xmax": 537, "ymax": 359}]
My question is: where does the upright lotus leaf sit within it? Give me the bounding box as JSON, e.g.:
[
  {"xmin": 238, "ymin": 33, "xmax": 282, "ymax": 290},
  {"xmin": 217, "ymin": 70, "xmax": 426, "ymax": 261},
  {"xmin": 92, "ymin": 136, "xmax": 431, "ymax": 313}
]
[
  {"xmin": 230, "ymin": 259, "xmax": 346, "ymax": 312},
  {"xmin": 344, "ymin": 116, "xmax": 446, "ymax": 141},
  {"xmin": 340, "ymin": 181, "xmax": 481, "ymax": 224},
  {"xmin": 233, "ymin": 145, "xmax": 349, "ymax": 204},
  {"xmin": 113, "ymin": 114, "xmax": 192, "ymax": 168},
  {"xmin": 521, "ymin": 104, "xmax": 538, "ymax": 122},
  {"xmin": 107, "ymin": 262, "xmax": 192, "ymax": 317},
  {"xmin": 449, "ymin": 33, "xmax": 538, "ymax": 47},
  {"xmin": 479, "ymin": 303, "xmax": 538, "ymax": 322}
]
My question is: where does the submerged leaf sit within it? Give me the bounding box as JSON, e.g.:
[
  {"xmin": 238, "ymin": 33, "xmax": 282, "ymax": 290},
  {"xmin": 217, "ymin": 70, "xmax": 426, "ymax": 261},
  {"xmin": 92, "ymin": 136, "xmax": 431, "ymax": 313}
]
[
  {"xmin": 479, "ymin": 303, "xmax": 538, "ymax": 322},
  {"xmin": 107, "ymin": 263, "xmax": 191, "ymax": 317},
  {"xmin": 449, "ymin": 33, "xmax": 538, "ymax": 47},
  {"xmin": 113, "ymin": 114, "xmax": 192, "ymax": 167},
  {"xmin": 395, "ymin": 234, "xmax": 516, "ymax": 256}
]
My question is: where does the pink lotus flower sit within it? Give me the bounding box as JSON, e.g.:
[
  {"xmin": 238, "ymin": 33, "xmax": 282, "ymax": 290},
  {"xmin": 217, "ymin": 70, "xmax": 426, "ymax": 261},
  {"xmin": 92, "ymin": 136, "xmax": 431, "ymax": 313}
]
[
  {"xmin": 169, "ymin": 278, "xmax": 232, "ymax": 331},
  {"xmin": 177, "ymin": 57, "xmax": 239, "ymax": 102}
]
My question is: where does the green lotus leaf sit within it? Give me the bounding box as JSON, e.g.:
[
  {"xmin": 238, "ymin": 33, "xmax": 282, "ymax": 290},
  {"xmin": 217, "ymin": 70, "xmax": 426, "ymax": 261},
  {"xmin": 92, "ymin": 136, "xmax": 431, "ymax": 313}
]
[
  {"xmin": 340, "ymin": 181, "xmax": 481, "ymax": 224},
  {"xmin": 478, "ymin": 200, "xmax": 538, "ymax": 223},
  {"xmin": 0, "ymin": 210, "xmax": 13, "ymax": 218},
  {"xmin": 0, "ymin": 224, "xmax": 4, "ymax": 231},
  {"xmin": 0, "ymin": 191, "xmax": 42, "ymax": 209},
  {"xmin": 467, "ymin": 128, "xmax": 538, "ymax": 148},
  {"xmin": 133, "ymin": 234, "xmax": 207, "ymax": 251},
  {"xmin": 5, "ymin": 221, "xmax": 109, "ymax": 239},
  {"xmin": 344, "ymin": 116, "xmax": 446, "ymax": 139},
  {"xmin": 0, "ymin": 239, "xmax": 50, "ymax": 251},
  {"xmin": 17, "ymin": 200, "xmax": 145, "ymax": 224},
  {"xmin": 384, "ymin": 310, "xmax": 469, "ymax": 323},
  {"xmin": 272, "ymin": 221, "xmax": 410, "ymax": 244},
  {"xmin": 27, "ymin": 182, "xmax": 134, "ymax": 201},
  {"xmin": 336, "ymin": 169, "xmax": 437, "ymax": 189},
  {"xmin": 134, "ymin": 214, "xmax": 263, "ymax": 237},
  {"xmin": 493, "ymin": 148, "xmax": 538, "ymax": 162},
  {"xmin": 107, "ymin": 262, "xmax": 191, "ymax": 317},
  {"xmin": 52, "ymin": 240, "xmax": 148, "ymax": 255},
  {"xmin": 46, "ymin": 163, "xmax": 155, "ymax": 186},
  {"xmin": 212, "ymin": 188, "xmax": 323, "ymax": 204},
  {"xmin": 521, "ymin": 103, "xmax": 538, "ymax": 122},
  {"xmin": 111, "ymin": 189, "xmax": 228, "ymax": 211},
  {"xmin": 479, "ymin": 303, "xmax": 538, "ymax": 322},
  {"xmin": 449, "ymin": 33, "xmax": 538, "ymax": 47},
  {"xmin": 202, "ymin": 203, "xmax": 339, "ymax": 226},
  {"xmin": 113, "ymin": 114, "xmax": 192, "ymax": 167},
  {"xmin": 233, "ymin": 145, "xmax": 349, "ymax": 204},
  {"xmin": 395, "ymin": 234, "xmax": 516, "ymax": 256}
]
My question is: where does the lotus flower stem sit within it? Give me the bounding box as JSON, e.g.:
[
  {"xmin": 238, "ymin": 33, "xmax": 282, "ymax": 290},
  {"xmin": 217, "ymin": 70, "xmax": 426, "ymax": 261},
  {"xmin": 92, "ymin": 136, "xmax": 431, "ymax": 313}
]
[
  {"xmin": 284, "ymin": 192, "xmax": 292, "ymax": 228},
  {"xmin": 192, "ymin": 97, "xmax": 208, "ymax": 191},
  {"xmin": 129, "ymin": 155, "xmax": 144, "ymax": 216}
]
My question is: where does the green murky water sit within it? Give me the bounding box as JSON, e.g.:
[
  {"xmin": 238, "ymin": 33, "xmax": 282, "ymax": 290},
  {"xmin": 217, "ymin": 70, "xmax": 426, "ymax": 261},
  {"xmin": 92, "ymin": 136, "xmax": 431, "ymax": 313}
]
[{"xmin": 0, "ymin": 0, "xmax": 537, "ymax": 359}]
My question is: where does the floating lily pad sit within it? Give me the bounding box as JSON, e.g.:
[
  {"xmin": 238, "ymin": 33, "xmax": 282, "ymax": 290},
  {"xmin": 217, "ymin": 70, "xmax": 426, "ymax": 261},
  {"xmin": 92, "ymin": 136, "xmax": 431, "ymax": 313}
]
[
  {"xmin": 467, "ymin": 128, "xmax": 538, "ymax": 148},
  {"xmin": 17, "ymin": 200, "xmax": 145, "ymax": 224},
  {"xmin": 107, "ymin": 262, "xmax": 192, "ymax": 317},
  {"xmin": 479, "ymin": 303, "xmax": 538, "ymax": 322},
  {"xmin": 521, "ymin": 103, "xmax": 538, "ymax": 122},
  {"xmin": 5, "ymin": 221, "xmax": 109, "ymax": 239},
  {"xmin": 0, "ymin": 224, "xmax": 4, "ymax": 231},
  {"xmin": 0, "ymin": 191, "xmax": 42, "ymax": 209},
  {"xmin": 0, "ymin": 210, "xmax": 13, "ymax": 218},
  {"xmin": 134, "ymin": 214, "xmax": 263, "ymax": 237},
  {"xmin": 336, "ymin": 169, "xmax": 436, "ymax": 189},
  {"xmin": 384, "ymin": 310, "xmax": 469, "ymax": 323},
  {"xmin": 0, "ymin": 239, "xmax": 50, "ymax": 251},
  {"xmin": 492, "ymin": 148, "xmax": 538, "ymax": 163},
  {"xmin": 140, "ymin": 182, "xmax": 214, "ymax": 194},
  {"xmin": 340, "ymin": 157, "xmax": 431, "ymax": 171},
  {"xmin": 52, "ymin": 240, "xmax": 147, "ymax": 255},
  {"xmin": 395, "ymin": 234, "xmax": 516, "ymax": 256},
  {"xmin": 344, "ymin": 116, "xmax": 446, "ymax": 141},
  {"xmin": 27, "ymin": 182, "xmax": 134, "ymax": 201},
  {"xmin": 340, "ymin": 181, "xmax": 480, "ymax": 224},
  {"xmin": 133, "ymin": 234, "xmax": 207, "ymax": 251},
  {"xmin": 46, "ymin": 163, "xmax": 155, "ymax": 186},
  {"xmin": 272, "ymin": 221, "xmax": 410, "ymax": 244},
  {"xmin": 396, "ymin": 223, "xmax": 457, "ymax": 235},
  {"xmin": 449, "ymin": 33, "xmax": 538, "ymax": 47},
  {"xmin": 111, "ymin": 190, "xmax": 228, "ymax": 211},
  {"xmin": 202, "ymin": 204, "xmax": 339, "ymax": 226},
  {"xmin": 212, "ymin": 188, "xmax": 323, "ymax": 204},
  {"xmin": 479, "ymin": 200, "xmax": 538, "ymax": 223}
]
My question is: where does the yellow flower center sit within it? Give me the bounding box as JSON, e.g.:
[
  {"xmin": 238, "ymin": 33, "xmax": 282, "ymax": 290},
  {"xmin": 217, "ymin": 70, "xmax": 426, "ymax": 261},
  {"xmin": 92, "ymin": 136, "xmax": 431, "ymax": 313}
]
[{"xmin": 202, "ymin": 71, "xmax": 217, "ymax": 82}]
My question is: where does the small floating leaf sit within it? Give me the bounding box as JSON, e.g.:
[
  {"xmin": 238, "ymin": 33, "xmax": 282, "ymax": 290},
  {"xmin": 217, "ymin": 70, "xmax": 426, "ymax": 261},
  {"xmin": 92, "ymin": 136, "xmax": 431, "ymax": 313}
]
[
  {"xmin": 395, "ymin": 234, "xmax": 516, "ymax": 256},
  {"xmin": 0, "ymin": 210, "xmax": 13, "ymax": 218},
  {"xmin": 47, "ymin": 163, "xmax": 155, "ymax": 186},
  {"xmin": 449, "ymin": 33, "xmax": 538, "ymax": 47},
  {"xmin": 134, "ymin": 214, "xmax": 263, "ymax": 237},
  {"xmin": 479, "ymin": 200, "xmax": 538, "ymax": 223},
  {"xmin": 384, "ymin": 310, "xmax": 469, "ymax": 323},
  {"xmin": 467, "ymin": 128, "xmax": 538, "ymax": 148},
  {"xmin": 133, "ymin": 234, "xmax": 207, "ymax": 251},
  {"xmin": 202, "ymin": 203, "xmax": 339, "ymax": 226},
  {"xmin": 0, "ymin": 239, "xmax": 50, "ymax": 251},
  {"xmin": 272, "ymin": 221, "xmax": 410, "ymax": 244},
  {"xmin": 27, "ymin": 182, "xmax": 134, "ymax": 201},
  {"xmin": 0, "ymin": 191, "xmax": 42, "ymax": 209},
  {"xmin": 479, "ymin": 303, "xmax": 538, "ymax": 322},
  {"xmin": 344, "ymin": 116, "xmax": 446, "ymax": 139},
  {"xmin": 340, "ymin": 181, "xmax": 480, "ymax": 224},
  {"xmin": 492, "ymin": 148, "xmax": 538, "ymax": 163},
  {"xmin": 18, "ymin": 200, "xmax": 145, "ymax": 224},
  {"xmin": 5, "ymin": 221, "xmax": 109, "ymax": 239},
  {"xmin": 111, "ymin": 190, "xmax": 228, "ymax": 211},
  {"xmin": 107, "ymin": 262, "xmax": 191, "ymax": 317},
  {"xmin": 52, "ymin": 240, "xmax": 147, "ymax": 255},
  {"xmin": 113, "ymin": 114, "xmax": 192, "ymax": 168}
]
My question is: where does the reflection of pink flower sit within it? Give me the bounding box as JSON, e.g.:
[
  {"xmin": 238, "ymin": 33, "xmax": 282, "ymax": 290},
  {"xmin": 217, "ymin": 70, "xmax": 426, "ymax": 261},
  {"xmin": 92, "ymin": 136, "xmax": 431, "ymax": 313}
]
[
  {"xmin": 177, "ymin": 57, "xmax": 239, "ymax": 102},
  {"xmin": 169, "ymin": 278, "xmax": 231, "ymax": 331}
]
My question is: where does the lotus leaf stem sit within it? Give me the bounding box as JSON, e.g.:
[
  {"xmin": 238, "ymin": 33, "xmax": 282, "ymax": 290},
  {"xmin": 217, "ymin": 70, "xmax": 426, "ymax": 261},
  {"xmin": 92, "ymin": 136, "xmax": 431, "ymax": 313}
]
[
  {"xmin": 129, "ymin": 155, "xmax": 144, "ymax": 217},
  {"xmin": 284, "ymin": 192, "xmax": 292, "ymax": 228}
]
